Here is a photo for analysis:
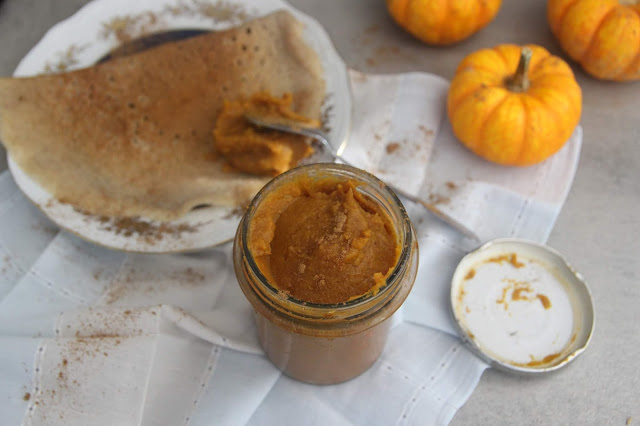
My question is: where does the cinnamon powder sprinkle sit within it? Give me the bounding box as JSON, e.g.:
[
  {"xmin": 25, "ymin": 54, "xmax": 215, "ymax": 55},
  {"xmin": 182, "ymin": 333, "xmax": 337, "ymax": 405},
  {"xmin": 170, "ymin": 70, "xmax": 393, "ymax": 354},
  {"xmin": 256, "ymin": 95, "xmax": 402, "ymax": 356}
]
[
  {"xmin": 428, "ymin": 193, "xmax": 450, "ymax": 205},
  {"xmin": 23, "ymin": 392, "xmax": 30, "ymax": 401},
  {"xmin": 222, "ymin": 205, "xmax": 247, "ymax": 220},
  {"xmin": 385, "ymin": 142, "xmax": 400, "ymax": 154},
  {"xmin": 100, "ymin": 216, "xmax": 197, "ymax": 241},
  {"xmin": 74, "ymin": 208, "xmax": 200, "ymax": 242},
  {"xmin": 99, "ymin": 0, "xmax": 252, "ymax": 44},
  {"xmin": 73, "ymin": 206, "xmax": 200, "ymax": 242}
]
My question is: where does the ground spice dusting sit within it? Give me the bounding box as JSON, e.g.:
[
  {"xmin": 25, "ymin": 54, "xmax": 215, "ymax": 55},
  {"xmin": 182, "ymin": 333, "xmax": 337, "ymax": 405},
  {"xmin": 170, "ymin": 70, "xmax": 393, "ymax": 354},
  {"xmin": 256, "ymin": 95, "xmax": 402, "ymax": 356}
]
[
  {"xmin": 72, "ymin": 206, "xmax": 201, "ymax": 242},
  {"xmin": 386, "ymin": 142, "xmax": 400, "ymax": 154},
  {"xmin": 171, "ymin": 267, "xmax": 206, "ymax": 284},
  {"xmin": 99, "ymin": 0, "xmax": 252, "ymax": 44},
  {"xmin": 222, "ymin": 205, "xmax": 247, "ymax": 220},
  {"xmin": 103, "ymin": 265, "xmax": 208, "ymax": 305},
  {"xmin": 1, "ymin": 255, "xmax": 11, "ymax": 275},
  {"xmin": 418, "ymin": 125, "xmax": 434, "ymax": 138},
  {"xmin": 42, "ymin": 0, "xmax": 255, "ymax": 77},
  {"xmin": 42, "ymin": 44, "xmax": 88, "ymax": 74},
  {"xmin": 25, "ymin": 333, "xmax": 127, "ymax": 415},
  {"xmin": 365, "ymin": 45, "xmax": 405, "ymax": 68},
  {"xmin": 102, "ymin": 216, "xmax": 198, "ymax": 241},
  {"xmin": 428, "ymin": 193, "xmax": 450, "ymax": 205},
  {"xmin": 320, "ymin": 101, "xmax": 333, "ymax": 135}
]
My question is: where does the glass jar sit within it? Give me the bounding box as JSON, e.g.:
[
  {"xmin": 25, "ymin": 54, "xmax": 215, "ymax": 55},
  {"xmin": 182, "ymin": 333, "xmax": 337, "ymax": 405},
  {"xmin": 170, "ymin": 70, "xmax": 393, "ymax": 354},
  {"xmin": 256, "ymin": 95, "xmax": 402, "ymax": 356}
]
[{"xmin": 233, "ymin": 163, "xmax": 418, "ymax": 385}]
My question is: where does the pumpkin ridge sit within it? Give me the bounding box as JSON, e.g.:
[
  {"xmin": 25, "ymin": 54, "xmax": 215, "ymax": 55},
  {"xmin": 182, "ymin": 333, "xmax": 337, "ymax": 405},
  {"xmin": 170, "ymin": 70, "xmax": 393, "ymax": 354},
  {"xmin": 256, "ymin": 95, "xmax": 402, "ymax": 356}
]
[
  {"xmin": 440, "ymin": 1, "xmax": 452, "ymax": 45},
  {"xmin": 528, "ymin": 55, "xmax": 573, "ymax": 79},
  {"xmin": 618, "ymin": 51, "xmax": 640, "ymax": 80},
  {"xmin": 462, "ymin": 63, "xmax": 510, "ymax": 77},
  {"xmin": 615, "ymin": 16, "xmax": 640, "ymax": 80},
  {"xmin": 526, "ymin": 89, "xmax": 573, "ymax": 137},
  {"xmin": 448, "ymin": 86, "xmax": 479, "ymax": 112},
  {"xmin": 477, "ymin": 0, "xmax": 497, "ymax": 33},
  {"xmin": 493, "ymin": 46, "xmax": 513, "ymax": 71},
  {"xmin": 528, "ymin": 50, "xmax": 552, "ymax": 76},
  {"xmin": 553, "ymin": 0, "xmax": 582, "ymax": 36},
  {"xmin": 401, "ymin": 0, "xmax": 412, "ymax": 28},
  {"xmin": 580, "ymin": 5, "xmax": 620, "ymax": 64},
  {"xmin": 449, "ymin": 81, "xmax": 492, "ymax": 112},
  {"xmin": 517, "ymin": 95, "xmax": 530, "ymax": 164},
  {"xmin": 473, "ymin": 1, "xmax": 485, "ymax": 33},
  {"xmin": 474, "ymin": 92, "xmax": 510, "ymax": 154},
  {"xmin": 528, "ymin": 70, "xmax": 573, "ymax": 81}
]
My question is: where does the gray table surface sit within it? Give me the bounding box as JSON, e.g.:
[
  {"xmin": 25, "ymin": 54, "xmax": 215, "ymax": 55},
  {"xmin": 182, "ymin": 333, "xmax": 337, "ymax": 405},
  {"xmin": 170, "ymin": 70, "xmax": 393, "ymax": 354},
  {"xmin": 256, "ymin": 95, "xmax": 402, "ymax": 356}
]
[{"xmin": 1, "ymin": 0, "xmax": 638, "ymax": 425}]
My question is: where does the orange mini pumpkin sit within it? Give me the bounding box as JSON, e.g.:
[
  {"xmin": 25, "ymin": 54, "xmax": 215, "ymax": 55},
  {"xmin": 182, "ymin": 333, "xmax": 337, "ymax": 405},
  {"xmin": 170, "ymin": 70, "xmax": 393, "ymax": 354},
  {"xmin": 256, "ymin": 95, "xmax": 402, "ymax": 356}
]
[
  {"xmin": 548, "ymin": 0, "xmax": 640, "ymax": 81},
  {"xmin": 386, "ymin": 0, "xmax": 502, "ymax": 45},
  {"xmin": 447, "ymin": 44, "xmax": 582, "ymax": 166}
]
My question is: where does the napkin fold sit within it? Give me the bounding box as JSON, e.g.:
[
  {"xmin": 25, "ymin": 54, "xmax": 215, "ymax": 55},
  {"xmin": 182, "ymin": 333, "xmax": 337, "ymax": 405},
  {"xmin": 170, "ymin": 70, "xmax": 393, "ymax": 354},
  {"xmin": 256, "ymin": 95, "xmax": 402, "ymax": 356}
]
[{"xmin": 0, "ymin": 70, "xmax": 581, "ymax": 426}]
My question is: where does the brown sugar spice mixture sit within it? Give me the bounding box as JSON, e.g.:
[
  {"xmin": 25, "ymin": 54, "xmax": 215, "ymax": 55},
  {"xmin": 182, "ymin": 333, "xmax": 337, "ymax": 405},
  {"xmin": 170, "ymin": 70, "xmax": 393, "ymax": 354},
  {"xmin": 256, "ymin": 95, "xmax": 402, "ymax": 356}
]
[{"xmin": 249, "ymin": 175, "xmax": 400, "ymax": 304}]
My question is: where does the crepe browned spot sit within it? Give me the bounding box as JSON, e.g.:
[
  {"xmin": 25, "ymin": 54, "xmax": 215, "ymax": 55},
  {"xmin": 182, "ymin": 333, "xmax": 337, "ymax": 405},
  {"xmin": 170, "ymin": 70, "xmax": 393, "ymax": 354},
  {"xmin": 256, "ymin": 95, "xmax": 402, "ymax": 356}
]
[{"xmin": 0, "ymin": 11, "xmax": 325, "ymax": 221}]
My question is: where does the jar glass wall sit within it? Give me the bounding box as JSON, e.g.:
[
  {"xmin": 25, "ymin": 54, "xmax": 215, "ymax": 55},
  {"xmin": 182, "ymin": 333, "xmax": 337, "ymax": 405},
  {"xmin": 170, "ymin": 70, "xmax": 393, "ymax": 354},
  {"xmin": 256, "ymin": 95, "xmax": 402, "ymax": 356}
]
[{"xmin": 233, "ymin": 163, "xmax": 418, "ymax": 385}]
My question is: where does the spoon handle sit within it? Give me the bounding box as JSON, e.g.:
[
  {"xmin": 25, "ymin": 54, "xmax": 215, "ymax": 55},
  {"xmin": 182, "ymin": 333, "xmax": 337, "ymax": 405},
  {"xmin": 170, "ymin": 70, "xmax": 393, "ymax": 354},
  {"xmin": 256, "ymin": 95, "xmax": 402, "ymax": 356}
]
[{"xmin": 388, "ymin": 186, "xmax": 479, "ymax": 241}]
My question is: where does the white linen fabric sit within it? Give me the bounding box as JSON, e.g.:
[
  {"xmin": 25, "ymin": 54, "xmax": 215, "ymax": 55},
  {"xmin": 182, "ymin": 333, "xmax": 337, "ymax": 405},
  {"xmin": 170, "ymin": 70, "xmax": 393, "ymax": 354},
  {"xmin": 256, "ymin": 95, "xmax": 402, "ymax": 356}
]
[{"xmin": 0, "ymin": 70, "xmax": 581, "ymax": 426}]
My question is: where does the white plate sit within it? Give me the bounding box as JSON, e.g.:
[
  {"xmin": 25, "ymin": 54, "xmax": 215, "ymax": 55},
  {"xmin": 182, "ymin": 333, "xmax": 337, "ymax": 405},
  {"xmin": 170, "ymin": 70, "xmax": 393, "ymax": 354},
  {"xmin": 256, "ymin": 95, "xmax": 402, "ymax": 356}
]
[{"xmin": 8, "ymin": 0, "xmax": 351, "ymax": 253}]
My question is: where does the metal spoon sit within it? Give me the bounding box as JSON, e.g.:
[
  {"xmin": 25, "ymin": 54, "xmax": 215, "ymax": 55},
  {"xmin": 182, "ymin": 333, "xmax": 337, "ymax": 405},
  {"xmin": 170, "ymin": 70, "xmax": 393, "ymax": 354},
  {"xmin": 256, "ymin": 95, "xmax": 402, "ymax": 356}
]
[{"xmin": 245, "ymin": 113, "xmax": 480, "ymax": 242}]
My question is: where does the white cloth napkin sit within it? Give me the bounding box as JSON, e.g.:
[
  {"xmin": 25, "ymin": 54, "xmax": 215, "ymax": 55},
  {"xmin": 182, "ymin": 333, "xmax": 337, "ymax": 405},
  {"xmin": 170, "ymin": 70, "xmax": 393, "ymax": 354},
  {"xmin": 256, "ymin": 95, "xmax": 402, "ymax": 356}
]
[{"xmin": 0, "ymin": 70, "xmax": 581, "ymax": 426}]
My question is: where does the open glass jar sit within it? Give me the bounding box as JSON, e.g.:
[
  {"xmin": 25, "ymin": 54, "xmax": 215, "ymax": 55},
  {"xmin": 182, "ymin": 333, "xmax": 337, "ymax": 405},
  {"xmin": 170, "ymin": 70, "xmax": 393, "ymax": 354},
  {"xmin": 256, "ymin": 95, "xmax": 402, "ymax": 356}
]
[{"xmin": 233, "ymin": 163, "xmax": 418, "ymax": 385}]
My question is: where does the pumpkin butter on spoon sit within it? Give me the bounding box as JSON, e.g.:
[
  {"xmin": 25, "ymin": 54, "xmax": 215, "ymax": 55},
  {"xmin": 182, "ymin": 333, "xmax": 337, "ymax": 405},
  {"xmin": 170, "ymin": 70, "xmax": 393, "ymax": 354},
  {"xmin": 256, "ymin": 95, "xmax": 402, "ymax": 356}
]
[
  {"xmin": 248, "ymin": 173, "xmax": 401, "ymax": 305},
  {"xmin": 213, "ymin": 92, "xmax": 319, "ymax": 176}
]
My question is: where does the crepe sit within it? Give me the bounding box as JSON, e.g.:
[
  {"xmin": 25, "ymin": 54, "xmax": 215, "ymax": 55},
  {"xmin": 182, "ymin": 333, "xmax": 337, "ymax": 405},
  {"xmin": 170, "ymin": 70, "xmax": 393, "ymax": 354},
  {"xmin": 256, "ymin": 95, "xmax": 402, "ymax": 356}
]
[{"xmin": 0, "ymin": 11, "xmax": 325, "ymax": 221}]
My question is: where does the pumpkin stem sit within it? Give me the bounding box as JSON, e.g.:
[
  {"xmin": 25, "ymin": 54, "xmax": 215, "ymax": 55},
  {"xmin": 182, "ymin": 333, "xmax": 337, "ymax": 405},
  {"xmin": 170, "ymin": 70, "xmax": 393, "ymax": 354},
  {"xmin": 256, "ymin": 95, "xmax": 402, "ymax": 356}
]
[{"xmin": 506, "ymin": 47, "xmax": 532, "ymax": 93}]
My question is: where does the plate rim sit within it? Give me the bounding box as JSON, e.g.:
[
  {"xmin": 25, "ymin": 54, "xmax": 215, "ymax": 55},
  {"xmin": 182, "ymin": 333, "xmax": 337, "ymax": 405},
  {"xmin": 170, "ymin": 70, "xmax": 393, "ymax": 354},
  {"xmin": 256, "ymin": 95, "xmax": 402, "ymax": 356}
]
[{"xmin": 7, "ymin": 0, "xmax": 352, "ymax": 254}]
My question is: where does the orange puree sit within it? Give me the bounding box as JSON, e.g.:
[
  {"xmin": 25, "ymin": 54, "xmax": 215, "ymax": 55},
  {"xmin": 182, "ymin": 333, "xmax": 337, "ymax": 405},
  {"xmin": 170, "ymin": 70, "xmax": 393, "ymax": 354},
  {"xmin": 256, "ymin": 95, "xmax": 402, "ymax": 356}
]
[
  {"xmin": 213, "ymin": 93, "xmax": 319, "ymax": 176},
  {"xmin": 249, "ymin": 175, "xmax": 400, "ymax": 304}
]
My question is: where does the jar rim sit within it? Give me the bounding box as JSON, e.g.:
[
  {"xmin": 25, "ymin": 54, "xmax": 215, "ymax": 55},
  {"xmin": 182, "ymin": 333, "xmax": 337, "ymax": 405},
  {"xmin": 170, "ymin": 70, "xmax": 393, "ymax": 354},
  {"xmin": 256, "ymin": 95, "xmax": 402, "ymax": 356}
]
[{"xmin": 240, "ymin": 163, "xmax": 414, "ymax": 315}]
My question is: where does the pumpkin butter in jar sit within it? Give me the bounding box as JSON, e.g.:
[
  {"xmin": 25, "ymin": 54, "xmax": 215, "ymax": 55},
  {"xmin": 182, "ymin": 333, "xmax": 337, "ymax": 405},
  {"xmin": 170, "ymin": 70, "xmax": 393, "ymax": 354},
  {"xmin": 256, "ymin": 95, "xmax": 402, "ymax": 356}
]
[{"xmin": 233, "ymin": 163, "xmax": 418, "ymax": 384}]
